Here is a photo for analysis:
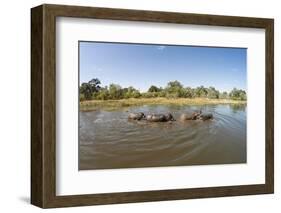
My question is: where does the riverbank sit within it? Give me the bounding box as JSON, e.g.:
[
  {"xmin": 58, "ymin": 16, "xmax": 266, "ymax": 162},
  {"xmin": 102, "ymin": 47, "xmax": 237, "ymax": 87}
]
[{"xmin": 80, "ymin": 98, "xmax": 246, "ymax": 111}]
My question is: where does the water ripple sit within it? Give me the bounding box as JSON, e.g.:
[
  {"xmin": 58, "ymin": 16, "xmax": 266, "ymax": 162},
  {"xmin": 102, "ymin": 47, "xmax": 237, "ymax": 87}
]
[{"xmin": 79, "ymin": 104, "xmax": 247, "ymax": 170}]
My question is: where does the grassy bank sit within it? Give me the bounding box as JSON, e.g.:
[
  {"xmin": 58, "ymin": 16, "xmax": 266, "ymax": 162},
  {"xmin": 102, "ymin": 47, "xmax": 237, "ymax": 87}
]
[{"xmin": 80, "ymin": 98, "xmax": 246, "ymax": 111}]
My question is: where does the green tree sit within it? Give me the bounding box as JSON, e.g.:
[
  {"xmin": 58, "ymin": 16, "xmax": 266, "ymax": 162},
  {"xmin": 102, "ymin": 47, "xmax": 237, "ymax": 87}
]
[
  {"xmin": 207, "ymin": 87, "xmax": 219, "ymax": 99},
  {"xmin": 148, "ymin": 85, "xmax": 161, "ymax": 93},
  {"xmin": 184, "ymin": 87, "xmax": 194, "ymax": 98},
  {"xmin": 194, "ymin": 86, "xmax": 208, "ymax": 98},
  {"xmin": 219, "ymin": 91, "xmax": 228, "ymax": 99},
  {"xmin": 89, "ymin": 78, "xmax": 101, "ymax": 92},
  {"xmin": 229, "ymin": 88, "xmax": 247, "ymax": 100},
  {"xmin": 95, "ymin": 86, "xmax": 109, "ymax": 100},
  {"xmin": 166, "ymin": 81, "xmax": 183, "ymax": 89},
  {"xmin": 109, "ymin": 84, "xmax": 123, "ymax": 99},
  {"xmin": 124, "ymin": 86, "xmax": 141, "ymax": 98},
  {"xmin": 165, "ymin": 81, "xmax": 185, "ymax": 98},
  {"xmin": 80, "ymin": 77, "xmax": 247, "ymax": 102},
  {"xmin": 79, "ymin": 78, "xmax": 101, "ymax": 100}
]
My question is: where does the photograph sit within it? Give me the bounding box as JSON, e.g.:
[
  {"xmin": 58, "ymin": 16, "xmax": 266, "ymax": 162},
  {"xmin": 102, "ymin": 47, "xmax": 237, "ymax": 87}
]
[
  {"xmin": 78, "ymin": 41, "xmax": 247, "ymax": 170},
  {"xmin": 30, "ymin": 3, "xmax": 274, "ymax": 208}
]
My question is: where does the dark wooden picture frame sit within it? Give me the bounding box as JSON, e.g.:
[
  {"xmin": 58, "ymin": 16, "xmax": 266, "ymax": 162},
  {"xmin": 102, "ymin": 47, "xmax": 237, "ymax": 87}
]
[{"xmin": 31, "ymin": 4, "xmax": 274, "ymax": 208}]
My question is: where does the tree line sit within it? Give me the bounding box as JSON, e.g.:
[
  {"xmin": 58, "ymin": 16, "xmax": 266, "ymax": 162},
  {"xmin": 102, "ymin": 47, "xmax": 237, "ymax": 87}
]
[{"xmin": 80, "ymin": 78, "xmax": 247, "ymax": 101}]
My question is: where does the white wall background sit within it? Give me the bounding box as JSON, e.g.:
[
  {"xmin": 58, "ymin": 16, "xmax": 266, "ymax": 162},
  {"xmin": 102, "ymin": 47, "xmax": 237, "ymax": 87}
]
[{"xmin": 0, "ymin": 0, "xmax": 279, "ymax": 212}]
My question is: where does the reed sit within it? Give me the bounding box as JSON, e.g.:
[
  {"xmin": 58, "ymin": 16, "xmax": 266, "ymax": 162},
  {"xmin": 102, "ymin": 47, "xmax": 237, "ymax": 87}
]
[{"xmin": 80, "ymin": 97, "xmax": 246, "ymax": 111}]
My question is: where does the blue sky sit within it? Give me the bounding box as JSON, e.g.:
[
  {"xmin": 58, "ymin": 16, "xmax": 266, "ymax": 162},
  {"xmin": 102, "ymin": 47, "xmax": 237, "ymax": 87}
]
[{"xmin": 79, "ymin": 42, "xmax": 247, "ymax": 92}]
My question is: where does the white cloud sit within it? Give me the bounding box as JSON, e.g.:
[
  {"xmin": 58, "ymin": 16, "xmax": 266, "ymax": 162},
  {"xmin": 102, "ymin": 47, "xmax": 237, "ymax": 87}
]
[{"xmin": 157, "ymin": 45, "xmax": 166, "ymax": 50}]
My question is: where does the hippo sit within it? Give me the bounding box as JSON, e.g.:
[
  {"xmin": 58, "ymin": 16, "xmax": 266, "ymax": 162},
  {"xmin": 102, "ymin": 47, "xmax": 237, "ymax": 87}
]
[
  {"xmin": 180, "ymin": 110, "xmax": 202, "ymax": 121},
  {"xmin": 128, "ymin": 112, "xmax": 145, "ymax": 120},
  {"xmin": 198, "ymin": 113, "xmax": 213, "ymax": 121},
  {"xmin": 146, "ymin": 113, "xmax": 175, "ymax": 122}
]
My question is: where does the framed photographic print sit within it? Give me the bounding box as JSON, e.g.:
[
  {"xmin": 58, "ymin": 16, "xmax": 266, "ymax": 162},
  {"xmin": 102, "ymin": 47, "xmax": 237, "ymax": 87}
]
[{"xmin": 31, "ymin": 4, "xmax": 274, "ymax": 208}]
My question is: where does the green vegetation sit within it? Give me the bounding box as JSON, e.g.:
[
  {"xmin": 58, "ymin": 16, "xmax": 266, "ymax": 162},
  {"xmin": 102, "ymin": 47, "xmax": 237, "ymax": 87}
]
[
  {"xmin": 80, "ymin": 98, "xmax": 246, "ymax": 111},
  {"xmin": 79, "ymin": 78, "xmax": 101, "ymax": 100},
  {"xmin": 228, "ymin": 88, "xmax": 247, "ymax": 101},
  {"xmin": 80, "ymin": 78, "xmax": 247, "ymax": 101},
  {"xmin": 79, "ymin": 78, "xmax": 247, "ymax": 111}
]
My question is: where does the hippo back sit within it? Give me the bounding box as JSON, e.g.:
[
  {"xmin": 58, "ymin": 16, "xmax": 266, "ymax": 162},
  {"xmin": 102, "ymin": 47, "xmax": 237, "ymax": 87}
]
[
  {"xmin": 128, "ymin": 112, "xmax": 144, "ymax": 120},
  {"xmin": 146, "ymin": 114, "xmax": 169, "ymax": 122},
  {"xmin": 165, "ymin": 113, "xmax": 175, "ymax": 121},
  {"xmin": 199, "ymin": 113, "xmax": 213, "ymax": 121},
  {"xmin": 152, "ymin": 114, "xmax": 166, "ymax": 122},
  {"xmin": 180, "ymin": 113, "xmax": 194, "ymax": 121}
]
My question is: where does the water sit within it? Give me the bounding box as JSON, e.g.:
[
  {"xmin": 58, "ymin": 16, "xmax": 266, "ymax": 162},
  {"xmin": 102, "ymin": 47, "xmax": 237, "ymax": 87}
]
[{"xmin": 79, "ymin": 104, "xmax": 246, "ymax": 170}]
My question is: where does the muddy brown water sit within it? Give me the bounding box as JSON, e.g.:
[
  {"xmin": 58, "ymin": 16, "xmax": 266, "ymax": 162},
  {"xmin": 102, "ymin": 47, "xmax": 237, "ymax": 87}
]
[{"xmin": 79, "ymin": 104, "xmax": 246, "ymax": 170}]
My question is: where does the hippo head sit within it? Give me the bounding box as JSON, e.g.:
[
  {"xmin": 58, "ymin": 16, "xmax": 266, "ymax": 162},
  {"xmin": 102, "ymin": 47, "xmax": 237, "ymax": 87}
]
[
  {"xmin": 139, "ymin": 112, "xmax": 145, "ymax": 119},
  {"xmin": 165, "ymin": 113, "xmax": 175, "ymax": 121}
]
